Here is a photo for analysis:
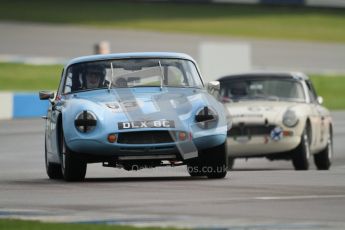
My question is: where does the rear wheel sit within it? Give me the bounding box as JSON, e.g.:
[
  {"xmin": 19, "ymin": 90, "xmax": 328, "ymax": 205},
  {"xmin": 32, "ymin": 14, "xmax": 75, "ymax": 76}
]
[
  {"xmin": 60, "ymin": 130, "xmax": 87, "ymax": 182},
  {"xmin": 292, "ymin": 124, "xmax": 311, "ymax": 170},
  {"xmin": 314, "ymin": 128, "xmax": 332, "ymax": 170},
  {"xmin": 45, "ymin": 141, "xmax": 63, "ymax": 179}
]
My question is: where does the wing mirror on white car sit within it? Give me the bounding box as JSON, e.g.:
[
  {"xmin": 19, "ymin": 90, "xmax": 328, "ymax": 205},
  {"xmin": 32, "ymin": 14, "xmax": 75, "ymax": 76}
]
[
  {"xmin": 207, "ymin": 81, "xmax": 220, "ymax": 98},
  {"xmin": 317, "ymin": 96, "xmax": 324, "ymax": 105}
]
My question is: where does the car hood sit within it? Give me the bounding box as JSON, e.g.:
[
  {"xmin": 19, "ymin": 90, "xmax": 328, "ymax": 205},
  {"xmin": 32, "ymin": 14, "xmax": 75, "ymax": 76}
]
[
  {"xmin": 62, "ymin": 87, "xmax": 224, "ymax": 131},
  {"xmin": 70, "ymin": 87, "xmax": 202, "ymax": 115},
  {"xmin": 224, "ymin": 100, "xmax": 303, "ymax": 125}
]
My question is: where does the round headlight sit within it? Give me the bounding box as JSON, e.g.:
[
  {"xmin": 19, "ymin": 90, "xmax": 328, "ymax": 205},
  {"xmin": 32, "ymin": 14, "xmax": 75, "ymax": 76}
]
[
  {"xmin": 195, "ymin": 106, "xmax": 218, "ymax": 129},
  {"xmin": 282, "ymin": 110, "xmax": 299, "ymax": 127},
  {"xmin": 74, "ymin": 110, "xmax": 97, "ymax": 133}
]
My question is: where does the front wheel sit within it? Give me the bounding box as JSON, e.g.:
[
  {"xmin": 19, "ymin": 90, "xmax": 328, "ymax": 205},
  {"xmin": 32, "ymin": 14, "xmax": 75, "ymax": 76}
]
[
  {"xmin": 60, "ymin": 131, "xmax": 87, "ymax": 182},
  {"xmin": 187, "ymin": 141, "xmax": 227, "ymax": 179},
  {"xmin": 314, "ymin": 129, "xmax": 332, "ymax": 170},
  {"xmin": 292, "ymin": 125, "xmax": 311, "ymax": 170},
  {"xmin": 203, "ymin": 141, "xmax": 227, "ymax": 178},
  {"xmin": 187, "ymin": 162, "xmax": 205, "ymax": 177},
  {"xmin": 227, "ymin": 157, "xmax": 235, "ymax": 170}
]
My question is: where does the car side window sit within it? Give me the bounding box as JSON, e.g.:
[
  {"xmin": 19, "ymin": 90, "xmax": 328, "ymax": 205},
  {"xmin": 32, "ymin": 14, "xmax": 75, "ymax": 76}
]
[
  {"xmin": 306, "ymin": 80, "xmax": 317, "ymax": 103},
  {"xmin": 62, "ymin": 68, "xmax": 74, "ymax": 94}
]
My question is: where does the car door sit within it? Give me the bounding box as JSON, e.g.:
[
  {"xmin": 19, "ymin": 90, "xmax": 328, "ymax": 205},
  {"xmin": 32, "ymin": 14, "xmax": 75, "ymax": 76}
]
[
  {"xmin": 308, "ymin": 80, "xmax": 329, "ymax": 150},
  {"xmin": 305, "ymin": 80, "xmax": 323, "ymax": 152},
  {"xmin": 46, "ymin": 69, "xmax": 65, "ymax": 163}
]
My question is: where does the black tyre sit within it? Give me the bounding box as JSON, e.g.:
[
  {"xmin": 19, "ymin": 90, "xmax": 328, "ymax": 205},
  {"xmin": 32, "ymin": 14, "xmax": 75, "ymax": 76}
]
[
  {"xmin": 60, "ymin": 131, "xmax": 87, "ymax": 182},
  {"xmin": 45, "ymin": 141, "xmax": 63, "ymax": 179},
  {"xmin": 292, "ymin": 125, "xmax": 311, "ymax": 170},
  {"xmin": 203, "ymin": 141, "xmax": 227, "ymax": 178},
  {"xmin": 186, "ymin": 142, "xmax": 227, "ymax": 178},
  {"xmin": 314, "ymin": 128, "xmax": 332, "ymax": 170},
  {"xmin": 187, "ymin": 141, "xmax": 227, "ymax": 179},
  {"xmin": 187, "ymin": 160, "xmax": 205, "ymax": 177},
  {"xmin": 227, "ymin": 157, "xmax": 235, "ymax": 170}
]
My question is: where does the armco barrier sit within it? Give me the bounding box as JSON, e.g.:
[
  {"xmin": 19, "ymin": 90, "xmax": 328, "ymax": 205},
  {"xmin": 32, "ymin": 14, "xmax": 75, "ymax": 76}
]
[
  {"xmin": 0, "ymin": 92, "xmax": 13, "ymax": 120},
  {"xmin": 0, "ymin": 92, "xmax": 49, "ymax": 119},
  {"xmin": 141, "ymin": 0, "xmax": 345, "ymax": 8},
  {"xmin": 213, "ymin": 0, "xmax": 345, "ymax": 8},
  {"xmin": 260, "ymin": 0, "xmax": 304, "ymax": 4}
]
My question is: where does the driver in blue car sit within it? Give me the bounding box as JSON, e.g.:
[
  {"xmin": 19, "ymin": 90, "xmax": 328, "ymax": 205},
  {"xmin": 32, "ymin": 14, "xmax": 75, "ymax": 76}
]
[{"xmin": 84, "ymin": 66, "xmax": 106, "ymax": 89}]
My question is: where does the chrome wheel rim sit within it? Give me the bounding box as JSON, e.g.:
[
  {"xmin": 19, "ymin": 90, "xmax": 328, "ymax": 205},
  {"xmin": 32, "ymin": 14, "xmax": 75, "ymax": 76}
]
[
  {"xmin": 45, "ymin": 152, "xmax": 49, "ymax": 168},
  {"xmin": 328, "ymin": 136, "xmax": 333, "ymax": 160},
  {"xmin": 45, "ymin": 142, "xmax": 49, "ymax": 169},
  {"xmin": 61, "ymin": 138, "xmax": 66, "ymax": 173},
  {"xmin": 62, "ymin": 154, "xmax": 66, "ymax": 173},
  {"xmin": 304, "ymin": 132, "xmax": 311, "ymax": 159}
]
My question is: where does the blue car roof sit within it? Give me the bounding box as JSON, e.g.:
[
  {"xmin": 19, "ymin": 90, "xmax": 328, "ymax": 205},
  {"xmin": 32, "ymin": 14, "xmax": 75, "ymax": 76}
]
[{"xmin": 66, "ymin": 52, "xmax": 196, "ymax": 67}]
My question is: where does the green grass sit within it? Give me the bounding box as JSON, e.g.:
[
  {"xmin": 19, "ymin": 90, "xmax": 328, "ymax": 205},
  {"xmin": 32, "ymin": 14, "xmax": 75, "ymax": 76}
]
[
  {"xmin": 310, "ymin": 75, "xmax": 345, "ymax": 110},
  {"xmin": 0, "ymin": 219, "xmax": 173, "ymax": 230},
  {"xmin": 0, "ymin": 62, "xmax": 344, "ymax": 110},
  {"xmin": 0, "ymin": 62, "xmax": 62, "ymax": 91},
  {"xmin": 1, "ymin": 0, "xmax": 345, "ymax": 43}
]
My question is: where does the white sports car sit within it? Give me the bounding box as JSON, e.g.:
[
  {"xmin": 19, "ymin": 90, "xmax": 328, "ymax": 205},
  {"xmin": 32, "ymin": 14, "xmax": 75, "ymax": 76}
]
[{"xmin": 218, "ymin": 72, "xmax": 333, "ymax": 170}]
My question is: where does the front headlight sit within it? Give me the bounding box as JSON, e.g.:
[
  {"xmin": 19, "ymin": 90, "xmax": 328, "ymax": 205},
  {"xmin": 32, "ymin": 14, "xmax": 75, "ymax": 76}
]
[
  {"xmin": 282, "ymin": 109, "xmax": 299, "ymax": 127},
  {"xmin": 195, "ymin": 106, "xmax": 218, "ymax": 129},
  {"xmin": 74, "ymin": 110, "xmax": 97, "ymax": 133}
]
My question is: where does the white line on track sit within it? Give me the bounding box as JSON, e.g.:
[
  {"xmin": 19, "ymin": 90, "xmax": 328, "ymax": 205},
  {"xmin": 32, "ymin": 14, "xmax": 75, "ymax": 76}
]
[{"xmin": 254, "ymin": 194, "xmax": 345, "ymax": 200}]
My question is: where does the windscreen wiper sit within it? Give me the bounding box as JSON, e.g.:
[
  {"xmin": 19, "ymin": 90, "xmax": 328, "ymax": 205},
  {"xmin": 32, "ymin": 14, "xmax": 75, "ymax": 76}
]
[
  {"xmin": 158, "ymin": 60, "xmax": 164, "ymax": 91},
  {"xmin": 109, "ymin": 62, "xmax": 114, "ymax": 92}
]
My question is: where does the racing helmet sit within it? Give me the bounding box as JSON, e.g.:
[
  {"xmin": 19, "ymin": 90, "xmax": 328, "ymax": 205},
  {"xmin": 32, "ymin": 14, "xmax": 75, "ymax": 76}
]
[{"xmin": 83, "ymin": 65, "xmax": 106, "ymax": 89}]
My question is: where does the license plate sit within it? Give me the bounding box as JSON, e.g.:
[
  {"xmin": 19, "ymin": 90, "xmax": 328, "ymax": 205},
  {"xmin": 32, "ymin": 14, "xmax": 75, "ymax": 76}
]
[{"xmin": 118, "ymin": 120, "xmax": 175, "ymax": 130}]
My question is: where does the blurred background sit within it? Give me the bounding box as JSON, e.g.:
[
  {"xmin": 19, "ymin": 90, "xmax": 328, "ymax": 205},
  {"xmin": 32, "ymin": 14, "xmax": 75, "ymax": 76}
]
[{"xmin": 0, "ymin": 0, "xmax": 344, "ymax": 115}]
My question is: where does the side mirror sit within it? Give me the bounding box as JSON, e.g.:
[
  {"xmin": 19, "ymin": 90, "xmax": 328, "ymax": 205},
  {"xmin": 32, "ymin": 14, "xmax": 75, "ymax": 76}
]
[
  {"xmin": 317, "ymin": 96, "xmax": 323, "ymax": 105},
  {"xmin": 207, "ymin": 81, "xmax": 220, "ymax": 95},
  {"xmin": 39, "ymin": 91, "xmax": 55, "ymax": 100}
]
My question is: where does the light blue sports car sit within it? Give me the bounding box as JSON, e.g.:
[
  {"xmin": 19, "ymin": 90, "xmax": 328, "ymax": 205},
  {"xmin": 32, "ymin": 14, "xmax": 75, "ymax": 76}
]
[{"xmin": 39, "ymin": 52, "xmax": 228, "ymax": 181}]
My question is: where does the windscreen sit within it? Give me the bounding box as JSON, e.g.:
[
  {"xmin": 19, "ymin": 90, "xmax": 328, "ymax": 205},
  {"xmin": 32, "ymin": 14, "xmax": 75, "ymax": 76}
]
[
  {"xmin": 63, "ymin": 58, "xmax": 203, "ymax": 93},
  {"xmin": 220, "ymin": 77, "xmax": 306, "ymax": 102}
]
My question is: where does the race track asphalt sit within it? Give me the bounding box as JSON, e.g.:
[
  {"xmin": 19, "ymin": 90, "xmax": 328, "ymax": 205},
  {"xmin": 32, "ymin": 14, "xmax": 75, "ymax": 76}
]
[{"xmin": 0, "ymin": 112, "xmax": 344, "ymax": 229}]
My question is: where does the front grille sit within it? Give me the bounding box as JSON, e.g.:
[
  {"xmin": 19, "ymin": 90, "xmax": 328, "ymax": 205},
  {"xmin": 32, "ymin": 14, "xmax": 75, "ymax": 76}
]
[
  {"xmin": 228, "ymin": 125, "xmax": 275, "ymax": 137},
  {"xmin": 117, "ymin": 131, "xmax": 176, "ymax": 144}
]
